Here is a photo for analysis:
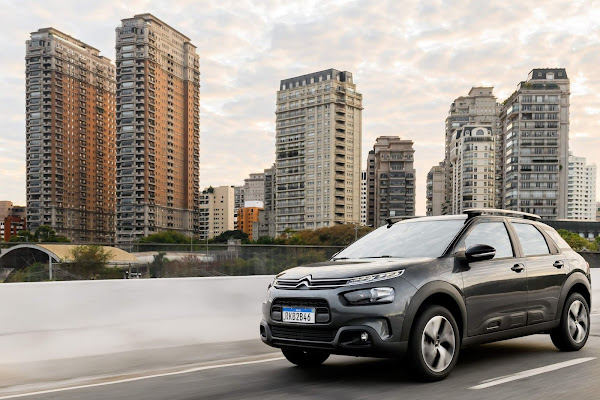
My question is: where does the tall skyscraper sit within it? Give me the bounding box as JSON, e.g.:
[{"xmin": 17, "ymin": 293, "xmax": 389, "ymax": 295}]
[
  {"xmin": 444, "ymin": 87, "xmax": 501, "ymax": 214},
  {"xmin": 448, "ymin": 125, "xmax": 496, "ymax": 213},
  {"xmin": 26, "ymin": 28, "xmax": 116, "ymax": 242},
  {"xmin": 366, "ymin": 136, "xmax": 415, "ymax": 228},
  {"xmin": 500, "ymin": 69, "xmax": 570, "ymax": 219},
  {"xmin": 426, "ymin": 163, "xmax": 445, "ymax": 216},
  {"xmin": 275, "ymin": 69, "xmax": 362, "ymax": 234},
  {"xmin": 567, "ymin": 153, "xmax": 597, "ymax": 220},
  {"xmin": 115, "ymin": 14, "xmax": 200, "ymax": 243}
]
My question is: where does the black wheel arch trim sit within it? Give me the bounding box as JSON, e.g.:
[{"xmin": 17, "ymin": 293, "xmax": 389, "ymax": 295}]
[
  {"xmin": 400, "ymin": 281, "xmax": 467, "ymax": 342},
  {"xmin": 557, "ymin": 271, "xmax": 592, "ymax": 314}
]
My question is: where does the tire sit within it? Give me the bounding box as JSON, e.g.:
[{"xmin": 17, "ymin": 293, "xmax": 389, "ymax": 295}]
[
  {"xmin": 408, "ymin": 305, "xmax": 460, "ymax": 381},
  {"xmin": 281, "ymin": 348, "xmax": 330, "ymax": 367},
  {"xmin": 551, "ymin": 293, "xmax": 590, "ymax": 351}
]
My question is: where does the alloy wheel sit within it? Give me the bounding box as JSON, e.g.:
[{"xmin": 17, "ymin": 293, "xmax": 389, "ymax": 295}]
[
  {"xmin": 568, "ymin": 300, "xmax": 589, "ymax": 344},
  {"xmin": 421, "ymin": 315, "xmax": 456, "ymax": 372}
]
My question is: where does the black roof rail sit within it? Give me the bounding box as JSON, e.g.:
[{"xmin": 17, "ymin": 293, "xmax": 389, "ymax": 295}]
[
  {"xmin": 463, "ymin": 208, "xmax": 541, "ymax": 221},
  {"xmin": 385, "ymin": 215, "xmax": 426, "ymax": 228}
]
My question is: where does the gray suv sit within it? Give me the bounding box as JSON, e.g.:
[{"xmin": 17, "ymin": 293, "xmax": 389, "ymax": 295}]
[{"xmin": 260, "ymin": 209, "xmax": 592, "ymax": 381}]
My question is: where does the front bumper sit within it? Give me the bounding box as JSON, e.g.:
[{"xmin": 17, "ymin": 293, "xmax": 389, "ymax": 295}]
[
  {"xmin": 259, "ymin": 277, "xmax": 415, "ymax": 358},
  {"xmin": 260, "ymin": 320, "xmax": 408, "ymax": 357}
]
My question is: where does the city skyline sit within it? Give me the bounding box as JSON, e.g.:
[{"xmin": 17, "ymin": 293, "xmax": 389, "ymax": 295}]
[{"xmin": 1, "ymin": 1, "xmax": 600, "ymax": 216}]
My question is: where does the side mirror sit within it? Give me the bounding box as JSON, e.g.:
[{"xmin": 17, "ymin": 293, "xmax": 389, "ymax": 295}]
[{"xmin": 465, "ymin": 244, "xmax": 496, "ymax": 262}]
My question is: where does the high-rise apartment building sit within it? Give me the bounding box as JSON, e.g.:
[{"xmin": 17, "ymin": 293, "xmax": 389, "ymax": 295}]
[
  {"xmin": 233, "ymin": 185, "xmax": 244, "ymax": 223},
  {"xmin": 360, "ymin": 170, "xmax": 367, "ymax": 226},
  {"xmin": 275, "ymin": 69, "xmax": 362, "ymax": 234},
  {"xmin": 426, "ymin": 163, "xmax": 445, "ymax": 216},
  {"xmin": 254, "ymin": 164, "xmax": 276, "ymax": 239},
  {"xmin": 444, "ymin": 87, "xmax": 501, "ymax": 213},
  {"xmin": 366, "ymin": 137, "xmax": 415, "ymax": 228},
  {"xmin": 244, "ymin": 173, "xmax": 265, "ymax": 204},
  {"xmin": 115, "ymin": 14, "xmax": 200, "ymax": 243},
  {"xmin": 448, "ymin": 125, "xmax": 496, "ymax": 213},
  {"xmin": 500, "ymin": 69, "xmax": 570, "ymax": 219},
  {"xmin": 198, "ymin": 186, "xmax": 234, "ymax": 240},
  {"xmin": 567, "ymin": 153, "xmax": 597, "ymax": 220},
  {"xmin": 26, "ymin": 28, "xmax": 116, "ymax": 242}
]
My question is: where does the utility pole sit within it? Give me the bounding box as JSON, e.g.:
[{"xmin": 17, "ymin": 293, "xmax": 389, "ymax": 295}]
[{"xmin": 49, "ymin": 253, "xmax": 53, "ymax": 280}]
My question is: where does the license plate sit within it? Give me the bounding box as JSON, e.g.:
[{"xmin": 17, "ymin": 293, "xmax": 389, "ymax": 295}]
[{"xmin": 282, "ymin": 307, "xmax": 316, "ymax": 324}]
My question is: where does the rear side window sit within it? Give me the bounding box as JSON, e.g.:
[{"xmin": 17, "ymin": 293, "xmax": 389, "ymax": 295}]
[
  {"xmin": 543, "ymin": 227, "xmax": 571, "ymax": 250},
  {"xmin": 512, "ymin": 223, "xmax": 550, "ymax": 256},
  {"xmin": 464, "ymin": 222, "xmax": 513, "ymax": 259}
]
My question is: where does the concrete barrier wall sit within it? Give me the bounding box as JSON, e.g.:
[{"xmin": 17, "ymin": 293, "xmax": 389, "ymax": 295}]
[
  {"xmin": 0, "ymin": 276, "xmax": 274, "ymax": 364},
  {"xmin": 0, "ymin": 271, "xmax": 597, "ymax": 365}
]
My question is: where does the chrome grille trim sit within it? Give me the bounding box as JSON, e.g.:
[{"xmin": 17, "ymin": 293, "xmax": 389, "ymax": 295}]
[{"xmin": 273, "ymin": 269, "xmax": 405, "ymax": 290}]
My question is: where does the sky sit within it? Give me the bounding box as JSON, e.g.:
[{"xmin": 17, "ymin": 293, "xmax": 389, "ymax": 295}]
[{"xmin": 1, "ymin": 0, "xmax": 599, "ymax": 215}]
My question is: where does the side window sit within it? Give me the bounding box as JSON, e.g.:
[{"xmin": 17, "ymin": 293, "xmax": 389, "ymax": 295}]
[
  {"xmin": 512, "ymin": 223, "xmax": 550, "ymax": 256},
  {"xmin": 464, "ymin": 222, "xmax": 514, "ymax": 259}
]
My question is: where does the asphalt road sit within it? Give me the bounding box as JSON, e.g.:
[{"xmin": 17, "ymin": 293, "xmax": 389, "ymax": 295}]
[{"xmin": 1, "ymin": 314, "xmax": 597, "ymax": 400}]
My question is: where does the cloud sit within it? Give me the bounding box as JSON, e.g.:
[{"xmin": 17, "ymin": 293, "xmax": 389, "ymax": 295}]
[{"xmin": 1, "ymin": 0, "xmax": 600, "ymax": 215}]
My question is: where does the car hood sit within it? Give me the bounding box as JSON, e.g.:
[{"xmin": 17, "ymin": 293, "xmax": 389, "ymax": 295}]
[{"xmin": 276, "ymin": 258, "xmax": 434, "ymax": 280}]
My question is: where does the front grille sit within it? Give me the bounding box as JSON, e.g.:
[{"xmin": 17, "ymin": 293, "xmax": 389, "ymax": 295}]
[
  {"xmin": 270, "ymin": 325, "xmax": 338, "ymax": 342},
  {"xmin": 272, "ymin": 298, "xmax": 329, "ymax": 308},
  {"xmin": 274, "ymin": 277, "xmax": 348, "ymax": 290}
]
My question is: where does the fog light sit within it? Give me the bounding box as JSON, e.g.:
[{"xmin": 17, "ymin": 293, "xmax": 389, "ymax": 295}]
[{"xmin": 360, "ymin": 332, "xmax": 369, "ymax": 342}]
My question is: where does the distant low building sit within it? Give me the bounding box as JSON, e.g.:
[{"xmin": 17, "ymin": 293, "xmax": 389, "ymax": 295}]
[
  {"xmin": 0, "ymin": 202, "xmax": 27, "ymax": 242},
  {"xmin": 198, "ymin": 186, "xmax": 235, "ymax": 240},
  {"xmin": 237, "ymin": 203, "xmax": 264, "ymax": 241},
  {"xmin": 544, "ymin": 220, "xmax": 600, "ymax": 241}
]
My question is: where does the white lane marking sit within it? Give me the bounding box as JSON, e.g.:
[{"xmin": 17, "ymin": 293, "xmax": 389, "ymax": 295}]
[
  {"xmin": 0, "ymin": 355, "xmax": 285, "ymax": 399},
  {"xmin": 470, "ymin": 357, "xmax": 596, "ymax": 389}
]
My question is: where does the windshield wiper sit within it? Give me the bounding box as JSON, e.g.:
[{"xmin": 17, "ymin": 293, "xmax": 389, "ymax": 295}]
[
  {"xmin": 359, "ymin": 255, "xmax": 394, "ymax": 259},
  {"xmin": 332, "ymin": 257, "xmax": 350, "ymax": 261}
]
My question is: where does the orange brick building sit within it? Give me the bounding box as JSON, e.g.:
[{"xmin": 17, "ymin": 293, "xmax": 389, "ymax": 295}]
[
  {"xmin": 115, "ymin": 14, "xmax": 200, "ymax": 243},
  {"xmin": 236, "ymin": 207, "xmax": 263, "ymax": 241},
  {"xmin": 25, "ymin": 28, "xmax": 116, "ymax": 242}
]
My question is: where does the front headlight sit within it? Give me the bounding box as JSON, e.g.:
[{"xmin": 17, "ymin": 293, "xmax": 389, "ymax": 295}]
[
  {"xmin": 343, "ymin": 287, "xmax": 395, "ymax": 305},
  {"xmin": 346, "ymin": 269, "xmax": 404, "ymax": 285}
]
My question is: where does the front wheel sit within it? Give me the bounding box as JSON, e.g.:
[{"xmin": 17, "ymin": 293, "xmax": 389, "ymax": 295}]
[
  {"xmin": 282, "ymin": 348, "xmax": 330, "ymax": 367},
  {"xmin": 408, "ymin": 305, "xmax": 460, "ymax": 381},
  {"xmin": 551, "ymin": 293, "xmax": 590, "ymax": 351}
]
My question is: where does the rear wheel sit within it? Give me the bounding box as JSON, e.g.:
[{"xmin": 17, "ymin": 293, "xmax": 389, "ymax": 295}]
[
  {"xmin": 281, "ymin": 348, "xmax": 329, "ymax": 367},
  {"xmin": 551, "ymin": 293, "xmax": 590, "ymax": 351},
  {"xmin": 408, "ymin": 305, "xmax": 460, "ymax": 381}
]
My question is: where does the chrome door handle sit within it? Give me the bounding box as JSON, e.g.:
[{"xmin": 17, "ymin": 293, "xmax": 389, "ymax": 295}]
[
  {"xmin": 511, "ymin": 264, "xmax": 525, "ymax": 273},
  {"xmin": 553, "ymin": 261, "xmax": 564, "ymax": 269}
]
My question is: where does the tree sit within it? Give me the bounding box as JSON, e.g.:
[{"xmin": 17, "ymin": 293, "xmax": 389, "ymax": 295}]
[
  {"xmin": 66, "ymin": 245, "xmax": 112, "ymax": 279},
  {"xmin": 9, "ymin": 229, "xmax": 35, "ymax": 242},
  {"xmin": 557, "ymin": 230, "xmax": 597, "ymax": 252},
  {"xmin": 211, "ymin": 230, "xmax": 249, "ymax": 244},
  {"xmin": 150, "ymin": 251, "xmax": 168, "ymax": 278},
  {"xmin": 8, "ymin": 226, "xmax": 70, "ymax": 242},
  {"xmin": 139, "ymin": 231, "xmax": 195, "ymax": 244},
  {"xmin": 278, "ymin": 225, "xmax": 374, "ymax": 246}
]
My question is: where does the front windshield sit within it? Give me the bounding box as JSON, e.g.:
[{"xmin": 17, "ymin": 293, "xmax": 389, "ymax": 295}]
[{"xmin": 334, "ymin": 218, "xmax": 466, "ymax": 259}]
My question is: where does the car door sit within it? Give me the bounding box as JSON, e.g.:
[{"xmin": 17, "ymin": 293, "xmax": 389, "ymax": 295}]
[
  {"xmin": 509, "ymin": 222, "xmax": 567, "ymax": 324},
  {"xmin": 460, "ymin": 219, "xmax": 528, "ymax": 337}
]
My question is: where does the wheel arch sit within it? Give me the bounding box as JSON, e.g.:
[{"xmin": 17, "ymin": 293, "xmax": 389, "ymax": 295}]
[
  {"xmin": 400, "ymin": 281, "xmax": 467, "ymax": 342},
  {"xmin": 558, "ymin": 272, "xmax": 592, "ymax": 315}
]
